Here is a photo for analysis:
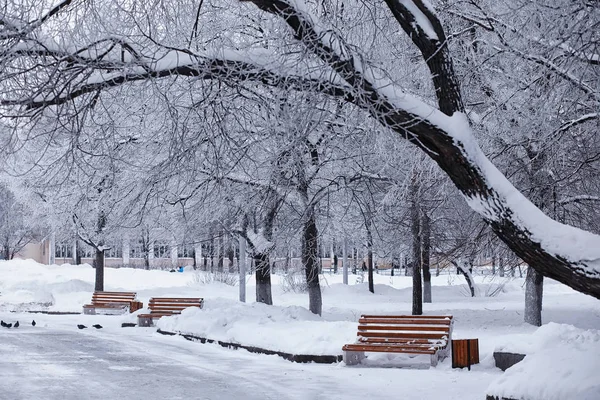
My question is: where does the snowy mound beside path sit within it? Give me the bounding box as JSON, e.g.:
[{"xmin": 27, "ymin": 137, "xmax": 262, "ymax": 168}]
[
  {"xmin": 487, "ymin": 323, "xmax": 600, "ymax": 400},
  {"xmin": 156, "ymin": 298, "xmax": 357, "ymax": 355}
]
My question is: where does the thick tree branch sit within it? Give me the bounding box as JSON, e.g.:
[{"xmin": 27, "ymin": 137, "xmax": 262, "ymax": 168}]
[{"xmin": 384, "ymin": 0, "xmax": 464, "ymax": 115}]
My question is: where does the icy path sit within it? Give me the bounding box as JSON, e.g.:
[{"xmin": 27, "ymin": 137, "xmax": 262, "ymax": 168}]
[
  {"xmin": 0, "ymin": 314, "xmax": 499, "ymax": 400},
  {"xmin": 0, "ymin": 325, "xmax": 326, "ymax": 400}
]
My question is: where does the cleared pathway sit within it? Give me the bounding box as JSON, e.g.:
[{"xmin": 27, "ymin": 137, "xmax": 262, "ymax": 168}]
[
  {"xmin": 0, "ymin": 324, "xmax": 334, "ymax": 400},
  {"xmin": 0, "ymin": 313, "xmax": 497, "ymax": 400}
]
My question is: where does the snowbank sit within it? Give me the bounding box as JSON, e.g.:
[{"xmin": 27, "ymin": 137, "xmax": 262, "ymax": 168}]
[
  {"xmin": 156, "ymin": 298, "xmax": 357, "ymax": 355},
  {"xmin": 488, "ymin": 323, "xmax": 600, "ymax": 400},
  {"xmin": 0, "ymin": 259, "xmax": 195, "ymax": 311}
]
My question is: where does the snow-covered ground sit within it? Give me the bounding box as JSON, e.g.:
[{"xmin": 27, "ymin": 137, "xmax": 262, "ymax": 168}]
[{"xmin": 1, "ymin": 259, "xmax": 599, "ymax": 399}]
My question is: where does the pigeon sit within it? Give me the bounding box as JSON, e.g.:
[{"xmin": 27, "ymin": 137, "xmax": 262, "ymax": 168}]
[
  {"xmin": 13, "ymin": 321, "xmax": 19, "ymax": 328},
  {"xmin": 5, "ymin": 323, "xmax": 12, "ymax": 328},
  {"xmin": 77, "ymin": 324, "xmax": 87, "ymax": 329},
  {"xmin": 31, "ymin": 320, "xmax": 36, "ymax": 327},
  {"xmin": 0, "ymin": 320, "xmax": 6, "ymax": 328},
  {"xmin": 92, "ymin": 324, "xmax": 103, "ymax": 329}
]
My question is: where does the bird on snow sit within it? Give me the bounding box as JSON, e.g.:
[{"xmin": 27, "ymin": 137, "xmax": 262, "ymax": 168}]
[
  {"xmin": 0, "ymin": 320, "xmax": 6, "ymax": 328},
  {"xmin": 31, "ymin": 320, "xmax": 36, "ymax": 327},
  {"xmin": 5, "ymin": 323, "xmax": 12, "ymax": 328},
  {"xmin": 77, "ymin": 324, "xmax": 87, "ymax": 329},
  {"xmin": 92, "ymin": 324, "xmax": 103, "ymax": 329},
  {"xmin": 14, "ymin": 321, "xmax": 19, "ymax": 328}
]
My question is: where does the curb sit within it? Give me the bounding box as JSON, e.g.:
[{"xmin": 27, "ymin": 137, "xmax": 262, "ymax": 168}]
[{"xmin": 156, "ymin": 329, "xmax": 343, "ymax": 364}]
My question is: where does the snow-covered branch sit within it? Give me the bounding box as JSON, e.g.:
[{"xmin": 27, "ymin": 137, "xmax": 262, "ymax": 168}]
[
  {"xmin": 3, "ymin": 44, "xmax": 354, "ymax": 109},
  {"xmin": 384, "ymin": 0, "xmax": 464, "ymax": 115},
  {"xmin": 2, "ymin": 0, "xmax": 600, "ymax": 298},
  {"xmin": 448, "ymin": 7, "xmax": 599, "ymax": 101},
  {"xmin": 558, "ymin": 195, "xmax": 600, "ymax": 206},
  {"xmin": 556, "ymin": 113, "xmax": 598, "ymax": 135}
]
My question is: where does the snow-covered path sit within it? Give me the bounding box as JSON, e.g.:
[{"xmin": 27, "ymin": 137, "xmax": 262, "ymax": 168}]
[
  {"xmin": 0, "ymin": 314, "xmax": 497, "ymax": 400},
  {"xmin": 0, "ymin": 324, "xmax": 301, "ymax": 400}
]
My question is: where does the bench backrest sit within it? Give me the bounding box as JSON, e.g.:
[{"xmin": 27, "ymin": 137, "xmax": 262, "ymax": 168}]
[
  {"xmin": 148, "ymin": 297, "xmax": 204, "ymax": 314},
  {"xmin": 91, "ymin": 291, "xmax": 137, "ymax": 304},
  {"xmin": 357, "ymin": 315, "xmax": 453, "ymax": 346}
]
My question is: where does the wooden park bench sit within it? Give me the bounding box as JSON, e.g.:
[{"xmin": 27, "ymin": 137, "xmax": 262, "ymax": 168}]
[
  {"xmin": 138, "ymin": 297, "xmax": 204, "ymax": 327},
  {"xmin": 82, "ymin": 291, "xmax": 143, "ymax": 315},
  {"xmin": 342, "ymin": 315, "xmax": 454, "ymax": 367}
]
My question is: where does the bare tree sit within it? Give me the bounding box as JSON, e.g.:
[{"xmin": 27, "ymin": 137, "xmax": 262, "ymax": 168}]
[{"xmin": 1, "ymin": 0, "xmax": 599, "ymax": 299}]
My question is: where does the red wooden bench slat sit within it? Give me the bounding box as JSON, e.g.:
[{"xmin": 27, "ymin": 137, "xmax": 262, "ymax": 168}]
[
  {"xmin": 342, "ymin": 344, "xmax": 437, "ymax": 354},
  {"xmin": 359, "ymin": 318, "xmax": 452, "ymax": 325},
  {"xmin": 361, "ymin": 315, "xmax": 452, "ymax": 319},
  {"xmin": 358, "ymin": 331, "xmax": 448, "ymax": 340},
  {"xmin": 148, "ymin": 297, "xmax": 202, "ymax": 302},
  {"xmin": 358, "ymin": 325, "xmax": 450, "ymax": 332},
  {"xmin": 358, "ymin": 337, "xmax": 445, "ymax": 344}
]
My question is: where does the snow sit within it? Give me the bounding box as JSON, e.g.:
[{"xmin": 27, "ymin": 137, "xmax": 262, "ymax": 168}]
[
  {"xmin": 488, "ymin": 323, "xmax": 600, "ymax": 400},
  {"xmin": 246, "ymin": 229, "xmax": 274, "ymax": 254},
  {"xmin": 1, "ymin": 259, "xmax": 600, "ymax": 399},
  {"xmin": 156, "ymin": 298, "xmax": 357, "ymax": 355},
  {"xmin": 398, "ymin": 0, "xmax": 439, "ymax": 41}
]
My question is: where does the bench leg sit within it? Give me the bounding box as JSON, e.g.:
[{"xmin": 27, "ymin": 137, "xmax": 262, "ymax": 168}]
[
  {"xmin": 430, "ymin": 352, "xmax": 439, "ymax": 367},
  {"xmin": 344, "ymin": 351, "xmax": 366, "ymax": 366}
]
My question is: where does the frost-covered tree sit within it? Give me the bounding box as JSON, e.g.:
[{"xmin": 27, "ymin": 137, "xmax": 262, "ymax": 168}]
[
  {"xmin": 0, "ymin": 183, "xmax": 43, "ymax": 260},
  {"xmin": 442, "ymin": 0, "xmax": 599, "ymax": 324},
  {"xmin": 1, "ymin": 0, "xmax": 599, "ymax": 301}
]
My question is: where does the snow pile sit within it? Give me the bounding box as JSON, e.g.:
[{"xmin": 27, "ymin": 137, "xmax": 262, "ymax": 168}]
[
  {"xmin": 488, "ymin": 323, "xmax": 600, "ymax": 400},
  {"xmin": 156, "ymin": 298, "xmax": 357, "ymax": 355},
  {"xmin": 0, "ymin": 259, "xmax": 195, "ymax": 311}
]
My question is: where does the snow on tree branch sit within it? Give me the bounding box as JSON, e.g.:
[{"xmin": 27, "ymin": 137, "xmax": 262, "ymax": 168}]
[
  {"xmin": 558, "ymin": 195, "xmax": 600, "ymax": 206},
  {"xmin": 1, "ymin": 0, "xmax": 599, "ymax": 298},
  {"xmin": 2, "ymin": 42, "xmax": 353, "ymax": 109}
]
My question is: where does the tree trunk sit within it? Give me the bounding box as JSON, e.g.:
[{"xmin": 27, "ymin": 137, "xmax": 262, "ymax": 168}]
[
  {"xmin": 75, "ymin": 240, "xmax": 82, "ymax": 265},
  {"xmin": 523, "ymin": 144, "xmax": 549, "ymax": 326},
  {"xmin": 141, "ymin": 229, "xmax": 150, "ymax": 270},
  {"xmin": 255, "ymin": 252, "xmax": 273, "ymax": 305},
  {"xmin": 94, "ymin": 249, "xmax": 105, "ymax": 292},
  {"xmin": 210, "ymin": 236, "xmax": 214, "ymax": 273},
  {"xmin": 422, "ymin": 211, "xmax": 432, "ymax": 303},
  {"xmin": 251, "ymin": 198, "xmax": 280, "ymax": 305},
  {"xmin": 455, "ymin": 261, "xmax": 476, "ymax": 297},
  {"xmin": 3, "ymin": 243, "xmax": 10, "ymax": 260},
  {"xmin": 217, "ymin": 231, "xmax": 224, "ymax": 273},
  {"xmin": 342, "ymin": 237, "xmax": 348, "ymax": 284},
  {"xmin": 302, "ymin": 207, "xmax": 322, "ymax": 315},
  {"xmin": 524, "ymin": 266, "xmax": 544, "ymax": 326},
  {"xmin": 227, "ymin": 236, "xmax": 235, "ymax": 273},
  {"xmin": 366, "ymin": 219, "xmax": 374, "ymax": 294},
  {"xmin": 411, "ymin": 181, "xmax": 422, "ymax": 315}
]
